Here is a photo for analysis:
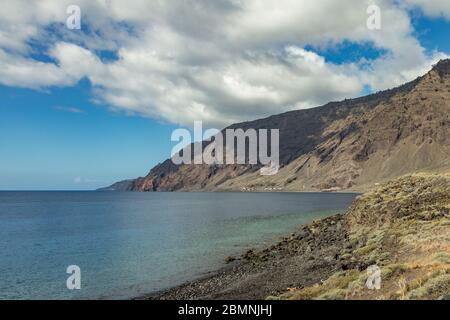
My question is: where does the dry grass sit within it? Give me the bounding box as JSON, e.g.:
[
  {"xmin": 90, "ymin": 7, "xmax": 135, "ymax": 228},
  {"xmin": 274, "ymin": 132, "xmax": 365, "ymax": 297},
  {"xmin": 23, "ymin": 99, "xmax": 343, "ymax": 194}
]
[{"xmin": 275, "ymin": 173, "xmax": 449, "ymax": 300}]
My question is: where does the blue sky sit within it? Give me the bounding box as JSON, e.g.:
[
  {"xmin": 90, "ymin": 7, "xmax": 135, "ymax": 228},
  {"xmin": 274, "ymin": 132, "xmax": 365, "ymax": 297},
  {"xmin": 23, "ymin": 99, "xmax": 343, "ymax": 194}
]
[
  {"xmin": 0, "ymin": 1, "xmax": 450, "ymax": 190},
  {"xmin": 0, "ymin": 81, "xmax": 179, "ymax": 190}
]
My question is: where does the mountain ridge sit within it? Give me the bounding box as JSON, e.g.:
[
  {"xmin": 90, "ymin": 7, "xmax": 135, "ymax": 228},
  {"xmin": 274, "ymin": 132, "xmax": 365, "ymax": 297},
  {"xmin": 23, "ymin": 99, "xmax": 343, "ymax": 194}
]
[{"xmin": 102, "ymin": 60, "xmax": 450, "ymax": 192}]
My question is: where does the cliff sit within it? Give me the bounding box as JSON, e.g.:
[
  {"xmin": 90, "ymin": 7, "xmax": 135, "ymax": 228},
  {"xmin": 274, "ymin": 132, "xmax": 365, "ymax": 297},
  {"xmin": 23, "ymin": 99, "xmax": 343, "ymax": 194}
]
[{"xmin": 106, "ymin": 60, "xmax": 450, "ymax": 192}]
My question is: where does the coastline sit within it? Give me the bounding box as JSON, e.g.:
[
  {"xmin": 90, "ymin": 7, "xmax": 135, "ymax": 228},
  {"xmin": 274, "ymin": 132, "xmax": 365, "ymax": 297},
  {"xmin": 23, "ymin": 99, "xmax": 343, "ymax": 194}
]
[
  {"xmin": 139, "ymin": 213, "xmax": 348, "ymax": 300},
  {"xmin": 139, "ymin": 173, "xmax": 450, "ymax": 300}
]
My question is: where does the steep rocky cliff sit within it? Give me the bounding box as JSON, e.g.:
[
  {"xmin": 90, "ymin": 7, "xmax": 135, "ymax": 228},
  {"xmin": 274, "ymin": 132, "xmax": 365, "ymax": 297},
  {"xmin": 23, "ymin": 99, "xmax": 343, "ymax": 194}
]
[{"xmin": 106, "ymin": 60, "xmax": 450, "ymax": 192}]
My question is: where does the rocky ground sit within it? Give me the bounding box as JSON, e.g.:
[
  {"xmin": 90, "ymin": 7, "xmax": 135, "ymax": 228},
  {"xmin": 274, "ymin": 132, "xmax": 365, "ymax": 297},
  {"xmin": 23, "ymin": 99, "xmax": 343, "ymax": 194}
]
[{"xmin": 145, "ymin": 172, "xmax": 449, "ymax": 300}]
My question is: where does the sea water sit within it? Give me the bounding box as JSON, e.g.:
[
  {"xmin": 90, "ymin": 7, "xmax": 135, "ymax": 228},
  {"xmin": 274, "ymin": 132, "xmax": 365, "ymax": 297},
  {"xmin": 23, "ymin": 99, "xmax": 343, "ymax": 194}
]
[{"xmin": 0, "ymin": 191, "xmax": 357, "ymax": 299}]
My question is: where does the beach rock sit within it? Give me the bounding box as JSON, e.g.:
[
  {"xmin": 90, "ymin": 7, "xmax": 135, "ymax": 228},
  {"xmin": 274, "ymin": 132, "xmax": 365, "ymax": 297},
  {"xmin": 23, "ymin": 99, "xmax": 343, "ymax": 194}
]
[{"xmin": 225, "ymin": 256, "xmax": 236, "ymax": 263}]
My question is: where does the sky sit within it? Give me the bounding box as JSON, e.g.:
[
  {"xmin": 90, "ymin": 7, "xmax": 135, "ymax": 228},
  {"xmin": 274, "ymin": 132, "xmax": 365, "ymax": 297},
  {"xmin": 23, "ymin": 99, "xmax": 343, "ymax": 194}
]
[{"xmin": 0, "ymin": 0, "xmax": 450, "ymax": 190}]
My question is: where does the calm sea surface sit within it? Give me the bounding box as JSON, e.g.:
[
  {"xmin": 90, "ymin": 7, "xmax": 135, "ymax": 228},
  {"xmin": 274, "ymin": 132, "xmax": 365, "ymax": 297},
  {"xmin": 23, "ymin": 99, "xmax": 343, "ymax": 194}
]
[{"xmin": 0, "ymin": 191, "xmax": 357, "ymax": 299}]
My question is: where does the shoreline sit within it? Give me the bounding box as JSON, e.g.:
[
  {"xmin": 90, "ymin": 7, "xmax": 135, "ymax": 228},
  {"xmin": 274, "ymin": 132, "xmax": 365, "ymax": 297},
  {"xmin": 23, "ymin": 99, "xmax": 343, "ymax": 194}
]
[
  {"xmin": 135, "ymin": 263, "xmax": 239, "ymax": 300},
  {"xmin": 138, "ymin": 213, "xmax": 348, "ymax": 300},
  {"xmin": 137, "ymin": 173, "xmax": 450, "ymax": 300}
]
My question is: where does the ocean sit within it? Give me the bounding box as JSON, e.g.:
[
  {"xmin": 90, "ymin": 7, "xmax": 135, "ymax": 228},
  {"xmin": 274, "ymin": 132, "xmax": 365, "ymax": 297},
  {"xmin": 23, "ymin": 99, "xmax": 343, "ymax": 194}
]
[{"xmin": 0, "ymin": 191, "xmax": 357, "ymax": 299}]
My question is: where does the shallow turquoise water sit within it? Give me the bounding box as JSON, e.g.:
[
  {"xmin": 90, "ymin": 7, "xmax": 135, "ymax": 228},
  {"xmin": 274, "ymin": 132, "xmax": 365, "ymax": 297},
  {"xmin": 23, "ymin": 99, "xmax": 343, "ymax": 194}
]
[{"xmin": 0, "ymin": 191, "xmax": 357, "ymax": 299}]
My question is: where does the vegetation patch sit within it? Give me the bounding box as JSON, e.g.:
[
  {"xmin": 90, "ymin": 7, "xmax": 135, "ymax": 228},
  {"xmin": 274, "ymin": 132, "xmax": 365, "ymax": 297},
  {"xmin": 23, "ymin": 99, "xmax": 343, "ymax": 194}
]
[{"xmin": 274, "ymin": 173, "xmax": 449, "ymax": 300}]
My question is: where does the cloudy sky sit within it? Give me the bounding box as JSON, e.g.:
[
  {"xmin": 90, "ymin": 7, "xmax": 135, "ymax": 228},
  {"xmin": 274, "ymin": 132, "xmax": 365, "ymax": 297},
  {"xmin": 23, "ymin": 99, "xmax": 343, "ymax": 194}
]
[{"xmin": 1, "ymin": 0, "xmax": 450, "ymax": 189}]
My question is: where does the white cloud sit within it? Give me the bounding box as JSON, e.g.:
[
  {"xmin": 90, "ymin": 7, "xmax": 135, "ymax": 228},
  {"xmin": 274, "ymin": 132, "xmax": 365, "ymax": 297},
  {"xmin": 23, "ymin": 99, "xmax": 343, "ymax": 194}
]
[
  {"xmin": 54, "ymin": 106, "xmax": 85, "ymax": 114},
  {"xmin": 403, "ymin": 0, "xmax": 450, "ymax": 18},
  {"xmin": 0, "ymin": 42, "xmax": 103, "ymax": 89},
  {"xmin": 0, "ymin": 49, "xmax": 75, "ymax": 88},
  {"xmin": 0, "ymin": 0, "xmax": 448, "ymax": 127},
  {"xmin": 74, "ymin": 176, "xmax": 98, "ymax": 184}
]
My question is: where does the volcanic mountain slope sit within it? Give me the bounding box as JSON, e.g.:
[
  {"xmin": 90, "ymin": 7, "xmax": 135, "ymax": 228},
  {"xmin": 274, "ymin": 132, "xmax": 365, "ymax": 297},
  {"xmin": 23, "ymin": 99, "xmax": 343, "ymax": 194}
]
[{"xmin": 107, "ymin": 60, "xmax": 450, "ymax": 192}]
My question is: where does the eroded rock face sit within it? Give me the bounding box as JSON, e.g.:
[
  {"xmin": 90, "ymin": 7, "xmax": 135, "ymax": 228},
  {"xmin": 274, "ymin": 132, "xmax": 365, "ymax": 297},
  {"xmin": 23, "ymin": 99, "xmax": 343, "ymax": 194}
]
[{"xmin": 105, "ymin": 60, "xmax": 450, "ymax": 192}]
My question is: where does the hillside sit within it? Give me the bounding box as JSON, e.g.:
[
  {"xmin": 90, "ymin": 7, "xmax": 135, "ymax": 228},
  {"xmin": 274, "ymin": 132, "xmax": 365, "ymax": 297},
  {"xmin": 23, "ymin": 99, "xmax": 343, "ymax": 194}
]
[
  {"xmin": 106, "ymin": 59, "xmax": 450, "ymax": 192},
  {"xmin": 97, "ymin": 179, "xmax": 135, "ymax": 191},
  {"xmin": 276, "ymin": 172, "xmax": 450, "ymax": 300}
]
